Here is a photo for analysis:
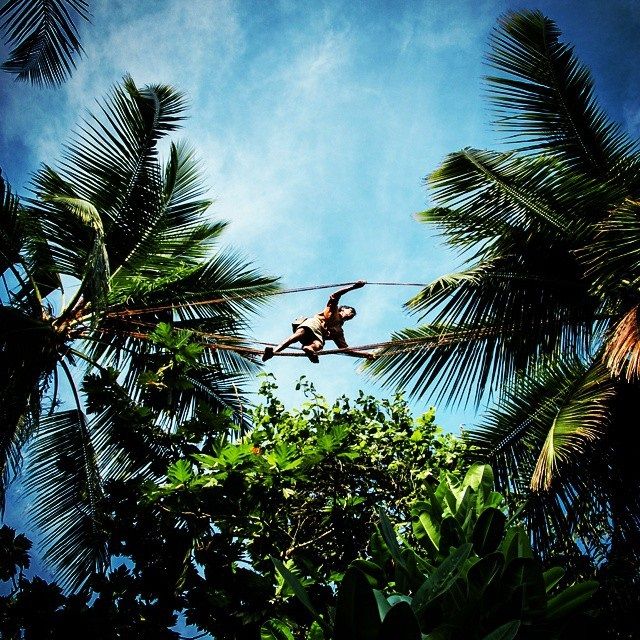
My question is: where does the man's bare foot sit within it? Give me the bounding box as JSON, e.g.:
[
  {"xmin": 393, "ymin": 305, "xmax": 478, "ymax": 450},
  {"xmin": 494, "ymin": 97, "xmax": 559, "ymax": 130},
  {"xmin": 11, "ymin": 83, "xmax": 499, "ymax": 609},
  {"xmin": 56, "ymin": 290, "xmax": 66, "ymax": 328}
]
[
  {"xmin": 303, "ymin": 346, "xmax": 320, "ymax": 363},
  {"xmin": 262, "ymin": 346, "xmax": 274, "ymax": 362}
]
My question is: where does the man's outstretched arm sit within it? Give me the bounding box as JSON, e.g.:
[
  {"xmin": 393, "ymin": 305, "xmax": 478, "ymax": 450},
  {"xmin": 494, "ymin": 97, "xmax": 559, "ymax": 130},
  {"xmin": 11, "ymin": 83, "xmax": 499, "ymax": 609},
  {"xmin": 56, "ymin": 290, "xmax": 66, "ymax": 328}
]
[{"xmin": 327, "ymin": 280, "xmax": 366, "ymax": 309}]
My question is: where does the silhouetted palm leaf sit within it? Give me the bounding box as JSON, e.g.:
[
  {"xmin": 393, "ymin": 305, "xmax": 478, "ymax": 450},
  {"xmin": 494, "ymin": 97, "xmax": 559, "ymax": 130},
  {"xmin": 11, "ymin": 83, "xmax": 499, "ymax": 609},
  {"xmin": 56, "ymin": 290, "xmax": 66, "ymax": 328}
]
[
  {"xmin": 487, "ymin": 10, "xmax": 638, "ymax": 178},
  {"xmin": 0, "ymin": 0, "xmax": 90, "ymax": 86}
]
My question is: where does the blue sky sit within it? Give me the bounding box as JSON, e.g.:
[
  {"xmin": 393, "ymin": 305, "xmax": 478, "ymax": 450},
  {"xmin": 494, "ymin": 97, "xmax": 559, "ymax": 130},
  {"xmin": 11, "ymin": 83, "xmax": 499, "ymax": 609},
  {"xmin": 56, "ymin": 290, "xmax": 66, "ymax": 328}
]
[{"xmin": 2, "ymin": 0, "xmax": 640, "ymax": 590}]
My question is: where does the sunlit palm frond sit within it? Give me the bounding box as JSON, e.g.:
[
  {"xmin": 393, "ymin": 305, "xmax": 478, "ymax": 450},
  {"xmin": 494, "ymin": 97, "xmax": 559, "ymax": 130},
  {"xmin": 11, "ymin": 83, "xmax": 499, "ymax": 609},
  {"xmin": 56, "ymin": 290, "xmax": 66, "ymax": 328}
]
[
  {"xmin": 367, "ymin": 323, "xmax": 521, "ymax": 406},
  {"xmin": 467, "ymin": 357, "xmax": 618, "ymax": 553},
  {"xmin": 379, "ymin": 242, "xmax": 598, "ymax": 405},
  {"xmin": 30, "ymin": 167, "xmax": 110, "ymax": 311},
  {"xmin": 0, "ymin": 0, "xmax": 90, "ymax": 86},
  {"xmin": 427, "ymin": 149, "xmax": 577, "ymax": 236},
  {"xmin": 487, "ymin": 10, "xmax": 637, "ymax": 176},
  {"xmin": 530, "ymin": 361, "xmax": 614, "ymax": 490},
  {"xmin": 106, "ymin": 141, "xmax": 220, "ymax": 281},
  {"xmin": 423, "ymin": 151, "xmax": 618, "ymax": 252},
  {"xmin": 108, "ymin": 250, "xmax": 278, "ymax": 329},
  {"xmin": 469, "ymin": 358, "xmax": 612, "ymax": 486},
  {"xmin": 603, "ymin": 305, "xmax": 640, "ymax": 382}
]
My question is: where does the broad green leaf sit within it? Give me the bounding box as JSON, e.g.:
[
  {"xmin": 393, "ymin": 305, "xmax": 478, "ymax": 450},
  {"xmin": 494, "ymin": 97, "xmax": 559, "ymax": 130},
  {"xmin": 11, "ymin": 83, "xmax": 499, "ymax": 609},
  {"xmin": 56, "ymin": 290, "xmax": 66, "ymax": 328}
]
[
  {"xmin": 543, "ymin": 566, "xmax": 565, "ymax": 593},
  {"xmin": 261, "ymin": 619, "xmax": 295, "ymax": 640},
  {"xmin": 380, "ymin": 601, "xmax": 421, "ymax": 639},
  {"xmin": 388, "ymin": 594, "xmax": 413, "ymax": 607},
  {"xmin": 307, "ymin": 621, "xmax": 325, "ymax": 640},
  {"xmin": 463, "ymin": 463, "xmax": 494, "ymax": 494},
  {"xmin": 435, "ymin": 481, "xmax": 458, "ymax": 517},
  {"xmin": 412, "ymin": 543, "xmax": 473, "ymax": 612},
  {"xmin": 467, "ymin": 552, "xmax": 505, "ymax": 598},
  {"xmin": 481, "ymin": 620, "xmax": 521, "ymax": 640},
  {"xmin": 373, "ymin": 588, "xmax": 391, "ymax": 620},
  {"xmin": 439, "ymin": 516, "xmax": 463, "ymax": 553},
  {"xmin": 272, "ymin": 558, "xmax": 326, "ymax": 630},
  {"xmin": 167, "ymin": 459, "xmax": 192, "ymax": 484},
  {"xmin": 501, "ymin": 557, "xmax": 546, "ymax": 616},
  {"xmin": 416, "ymin": 511, "xmax": 441, "ymax": 553},
  {"xmin": 335, "ymin": 567, "xmax": 381, "ymax": 640},
  {"xmin": 191, "ymin": 453, "xmax": 220, "ymax": 468},
  {"xmin": 351, "ymin": 559, "xmax": 385, "ymax": 587},
  {"xmin": 501, "ymin": 526, "xmax": 533, "ymax": 563},
  {"xmin": 472, "ymin": 508, "xmax": 507, "ymax": 556},
  {"xmin": 546, "ymin": 581, "xmax": 598, "ymax": 620},
  {"xmin": 378, "ymin": 510, "xmax": 408, "ymax": 573}
]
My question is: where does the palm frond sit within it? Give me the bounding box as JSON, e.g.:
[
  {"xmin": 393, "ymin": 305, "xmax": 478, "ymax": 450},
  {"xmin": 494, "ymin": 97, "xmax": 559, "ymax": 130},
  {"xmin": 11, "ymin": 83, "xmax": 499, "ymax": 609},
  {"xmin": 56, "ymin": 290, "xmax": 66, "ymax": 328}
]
[
  {"xmin": 0, "ymin": 0, "xmax": 90, "ymax": 86},
  {"xmin": 29, "ymin": 166, "xmax": 110, "ymax": 312},
  {"xmin": 0, "ymin": 169, "xmax": 25, "ymax": 276},
  {"xmin": 52, "ymin": 76, "xmax": 187, "ymax": 275},
  {"xmin": 469, "ymin": 358, "xmax": 613, "ymax": 485},
  {"xmin": 107, "ymin": 250, "xmax": 278, "ymax": 332},
  {"xmin": 425, "ymin": 149, "xmax": 621, "ymax": 250},
  {"xmin": 603, "ymin": 305, "xmax": 640, "ymax": 382},
  {"xmin": 584, "ymin": 198, "xmax": 640, "ymax": 300},
  {"xmin": 367, "ymin": 323, "xmax": 517, "ymax": 406},
  {"xmin": 0, "ymin": 306, "xmax": 60, "ymax": 509},
  {"xmin": 487, "ymin": 10, "xmax": 637, "ymax": 176},
  {"xmin": 0, "ymin": 171, "xmax": 59, "ymax": 311},
  {"xmin": 106, "ymin": 141, "xmax": 220, "ymax": 280},
  {"xmin": 372, "ymin": 243, "xmax": 598, "ymax": 405},
  {"xmin": 467, "ymin": 357, "xmax": 617, "ymax": 554},
  {"xmin": 531, "ymin": 361, "xmax": 614, "ymax": 489},
  {"xmin": 24, "ymin": 406, "xmax": 106, "ymax": 591}
]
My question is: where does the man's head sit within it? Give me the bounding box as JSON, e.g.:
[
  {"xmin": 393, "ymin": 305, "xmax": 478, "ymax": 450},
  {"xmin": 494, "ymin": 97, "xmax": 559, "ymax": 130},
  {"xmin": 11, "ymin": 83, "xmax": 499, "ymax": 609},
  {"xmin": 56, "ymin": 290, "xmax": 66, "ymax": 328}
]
[{"xmin": 339, "ymin": 305, "xmax": 356, "ymax": 321}]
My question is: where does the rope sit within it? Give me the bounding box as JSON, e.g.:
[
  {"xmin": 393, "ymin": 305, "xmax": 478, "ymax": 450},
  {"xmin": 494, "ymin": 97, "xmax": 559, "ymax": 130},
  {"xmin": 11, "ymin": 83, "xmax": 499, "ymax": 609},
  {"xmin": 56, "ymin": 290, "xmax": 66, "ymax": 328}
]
[
  {"xmin": 90, "ymin": 280, "xmax": 508, "ymax": 360},
  {"xmin": 105, "ymin": 281, "xmax": 428, "ymax": 319},
  {"xmin": 92, "ymin": 318, "xmax": 482, "ymax": 360}
]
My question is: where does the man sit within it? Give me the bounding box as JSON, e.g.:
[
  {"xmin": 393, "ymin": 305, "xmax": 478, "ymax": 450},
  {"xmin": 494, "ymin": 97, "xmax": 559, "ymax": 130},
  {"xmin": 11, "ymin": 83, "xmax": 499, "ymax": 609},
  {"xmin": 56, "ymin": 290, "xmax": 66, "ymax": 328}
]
[{"xmin": 262, "ymin": 281, "xmax": 373, "ymax": 363}]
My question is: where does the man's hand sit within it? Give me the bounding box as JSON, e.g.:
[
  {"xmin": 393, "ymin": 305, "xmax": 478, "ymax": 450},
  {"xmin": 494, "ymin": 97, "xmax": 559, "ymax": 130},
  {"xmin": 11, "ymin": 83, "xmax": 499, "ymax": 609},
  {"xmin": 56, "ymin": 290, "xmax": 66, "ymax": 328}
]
[{"xmin": 352, "ymin": 280, "xmax": 366, "ymax": 289}]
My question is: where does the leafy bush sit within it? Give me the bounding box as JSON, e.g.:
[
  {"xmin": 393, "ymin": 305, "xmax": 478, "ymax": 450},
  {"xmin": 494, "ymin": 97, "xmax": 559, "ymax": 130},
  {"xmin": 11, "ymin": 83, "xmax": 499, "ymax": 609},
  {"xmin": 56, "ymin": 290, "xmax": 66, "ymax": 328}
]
[{"xmin": 270, "ymin": 464, "xmax": 597, "ymax": 639}]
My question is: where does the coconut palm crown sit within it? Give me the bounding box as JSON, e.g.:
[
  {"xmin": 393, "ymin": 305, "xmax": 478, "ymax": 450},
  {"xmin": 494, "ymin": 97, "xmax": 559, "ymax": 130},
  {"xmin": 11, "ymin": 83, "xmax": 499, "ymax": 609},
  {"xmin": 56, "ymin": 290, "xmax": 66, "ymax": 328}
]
[
  {"xmin": 369, "ymin": 10, "xmax": 640, "ymax": 560},
  {"xmin": 0, "ymin": 76, "xmax": 278, "ymax": 588}
]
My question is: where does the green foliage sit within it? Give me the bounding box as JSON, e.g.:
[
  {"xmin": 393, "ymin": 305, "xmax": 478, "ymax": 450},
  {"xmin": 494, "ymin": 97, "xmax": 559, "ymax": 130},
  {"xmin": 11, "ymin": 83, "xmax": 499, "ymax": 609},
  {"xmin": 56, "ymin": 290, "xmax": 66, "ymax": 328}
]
[
  {"xmin": 67, "ymin": 376, "xmax": 464, "ymax": 639},
  {"xmin": 149, "ymin": 374, "xmax": 467, "ymax": 589},
  {"xmin": 273, "ymin": 464, "xmax": 598, "ymax": 639}
]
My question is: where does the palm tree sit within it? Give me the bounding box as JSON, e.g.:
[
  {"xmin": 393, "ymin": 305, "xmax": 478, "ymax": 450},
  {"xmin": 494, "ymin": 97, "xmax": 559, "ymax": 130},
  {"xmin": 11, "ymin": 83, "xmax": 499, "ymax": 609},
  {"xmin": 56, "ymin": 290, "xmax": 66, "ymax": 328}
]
[
  {"xmin": 0, "ymin": 75, "xmax": 278, "ymax": 588},
  {"xmin": 369, "ymin": 10, "xmax": 640, "ymax": 561},
  {"xmin": 0, "ymin": 0, "xmax": 90, "ymax": 86}
]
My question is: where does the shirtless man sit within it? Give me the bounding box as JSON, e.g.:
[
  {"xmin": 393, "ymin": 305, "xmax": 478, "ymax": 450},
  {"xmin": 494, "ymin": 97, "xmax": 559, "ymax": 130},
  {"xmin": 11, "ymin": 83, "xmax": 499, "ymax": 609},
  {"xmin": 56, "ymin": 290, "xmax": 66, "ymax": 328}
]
[{"xmin": 262, "ymin": 281, "xmax": 373, "ymax": 363}]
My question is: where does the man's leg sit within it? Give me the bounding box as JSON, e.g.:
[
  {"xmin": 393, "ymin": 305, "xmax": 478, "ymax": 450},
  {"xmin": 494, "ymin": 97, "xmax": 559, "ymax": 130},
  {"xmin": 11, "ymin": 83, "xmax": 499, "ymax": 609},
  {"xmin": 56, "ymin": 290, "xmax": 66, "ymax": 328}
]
[
  {"xmin": 262, "ymin": 328, "xmax": 307, "ymax": 361},
  {"xmin": 302, "ymin": 339, "xmax": 323, "ymax": 363}
]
